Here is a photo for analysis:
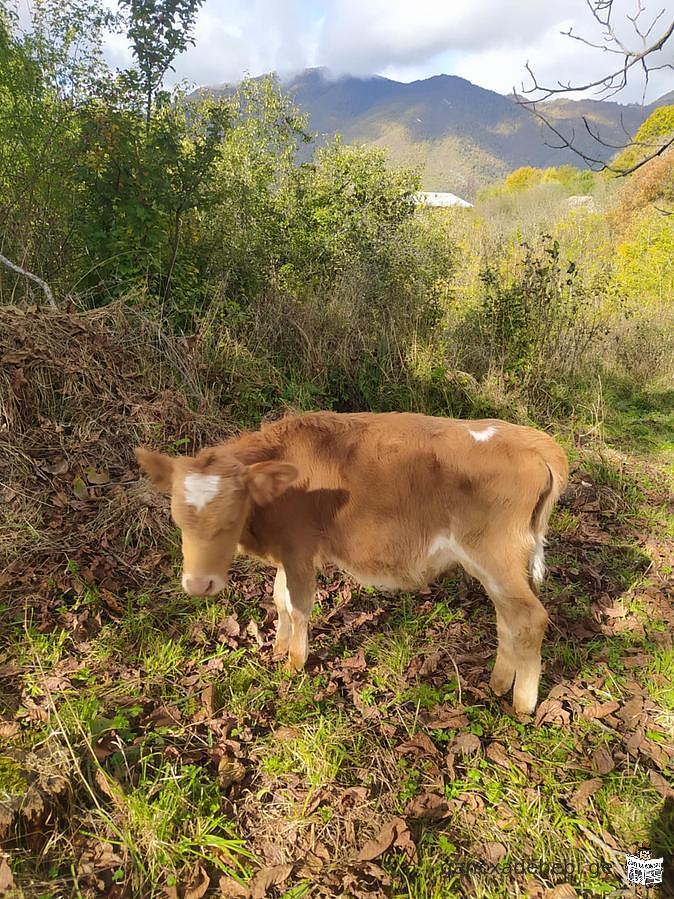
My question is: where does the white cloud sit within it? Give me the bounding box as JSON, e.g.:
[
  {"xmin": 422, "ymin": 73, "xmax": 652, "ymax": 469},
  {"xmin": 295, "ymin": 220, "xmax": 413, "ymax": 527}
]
[{"xmin": 99, "ymin": 0, "xmax": 674, "ymax": 102}]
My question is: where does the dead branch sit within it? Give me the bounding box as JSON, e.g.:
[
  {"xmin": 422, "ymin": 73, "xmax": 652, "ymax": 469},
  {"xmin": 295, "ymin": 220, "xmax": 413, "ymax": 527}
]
[
  {"xmin": 0, "ymin": 252, "xmax": 56, "ymax": 308},
  {"xmin": 517, "ymin": 0, "xmax": 674, "ymax": 175}
]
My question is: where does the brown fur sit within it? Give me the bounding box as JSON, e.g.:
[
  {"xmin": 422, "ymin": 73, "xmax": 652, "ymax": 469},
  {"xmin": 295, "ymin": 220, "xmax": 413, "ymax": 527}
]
[{"xmin": 136, "ymin": 411, "xmax": 569, "ymax": 713}]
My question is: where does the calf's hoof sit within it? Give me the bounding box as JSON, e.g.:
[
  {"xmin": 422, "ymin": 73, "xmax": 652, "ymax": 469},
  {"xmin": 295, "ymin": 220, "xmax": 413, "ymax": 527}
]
[{"xmin": 489, "ymin": 666, "xmax": 515, "ymax": 697}]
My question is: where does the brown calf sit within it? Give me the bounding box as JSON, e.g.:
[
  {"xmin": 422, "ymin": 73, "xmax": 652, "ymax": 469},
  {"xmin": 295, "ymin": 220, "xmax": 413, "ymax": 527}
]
[{"xmin": 135, "ymin": 411, "xmax": 568, "ymax": 714}]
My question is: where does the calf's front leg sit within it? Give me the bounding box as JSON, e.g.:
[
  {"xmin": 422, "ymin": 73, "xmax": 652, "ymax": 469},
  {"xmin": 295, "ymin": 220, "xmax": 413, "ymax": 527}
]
[
  {"xmin": 282, "ymin": 562, "xmax": 316, "ymax": 672},
  {"xmin": 272, "ymin": 567, "xmax": 291, "ymax": 659}
]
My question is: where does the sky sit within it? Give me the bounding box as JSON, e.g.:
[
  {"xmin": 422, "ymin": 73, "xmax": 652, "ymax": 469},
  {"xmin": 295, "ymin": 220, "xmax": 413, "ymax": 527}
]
[{"xmin": 102, "ymin": 0, "xmax": 674, "ymax": 103}]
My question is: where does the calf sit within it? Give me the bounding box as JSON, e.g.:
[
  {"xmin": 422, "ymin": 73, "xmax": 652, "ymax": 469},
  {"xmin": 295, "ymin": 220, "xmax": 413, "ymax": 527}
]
[{"xmin": 135, "ymin": 411, "xmax": 568, "ymax": 714}]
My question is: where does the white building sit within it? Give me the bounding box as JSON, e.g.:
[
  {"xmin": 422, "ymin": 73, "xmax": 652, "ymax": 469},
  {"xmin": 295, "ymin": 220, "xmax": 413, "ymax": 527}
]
[{"xmin": 415, "ymin": 191, "xmax": 473, "ymax": 208}]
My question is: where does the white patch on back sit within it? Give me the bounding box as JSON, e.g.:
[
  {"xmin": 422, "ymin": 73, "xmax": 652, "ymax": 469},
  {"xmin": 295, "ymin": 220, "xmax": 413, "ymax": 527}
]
[
  {"xmin": 469, "ymin": 425, "xmax": 497, "ymax": 443},
  {"xmin": 184, "ymin": 473, "xmax": 221, "ymax": 512}
]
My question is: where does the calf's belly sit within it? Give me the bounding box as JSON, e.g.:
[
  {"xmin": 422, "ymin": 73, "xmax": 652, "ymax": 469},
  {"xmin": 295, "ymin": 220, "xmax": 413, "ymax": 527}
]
[{"xmin": 334, "ymin": 534, "xmax": 460, "ymax": 593}]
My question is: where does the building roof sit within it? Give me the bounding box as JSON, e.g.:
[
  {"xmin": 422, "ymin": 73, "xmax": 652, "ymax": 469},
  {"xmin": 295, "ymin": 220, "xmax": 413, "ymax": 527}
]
[{"xmin": 415, "ymin": 191, "xmax": 473, "ymax": 208}]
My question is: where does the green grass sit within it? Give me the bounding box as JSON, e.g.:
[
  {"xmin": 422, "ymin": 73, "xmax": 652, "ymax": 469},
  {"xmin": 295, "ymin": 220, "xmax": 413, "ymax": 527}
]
[{"xmin": 1, "ymin": 414, "xmax": 672, "ymax": 898}]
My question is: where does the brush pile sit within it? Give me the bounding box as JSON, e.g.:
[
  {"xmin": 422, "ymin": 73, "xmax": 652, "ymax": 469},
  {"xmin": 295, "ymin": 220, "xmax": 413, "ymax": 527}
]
[{"xmin": 0, "ymin": 302, "xmax": 233, "ymax": 597}]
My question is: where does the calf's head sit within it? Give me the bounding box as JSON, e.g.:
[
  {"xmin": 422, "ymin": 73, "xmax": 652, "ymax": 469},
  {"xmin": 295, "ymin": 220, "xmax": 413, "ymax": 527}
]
[{"xmin": 135, "ymin": 447, "xmax": 297, "ymax": 596}]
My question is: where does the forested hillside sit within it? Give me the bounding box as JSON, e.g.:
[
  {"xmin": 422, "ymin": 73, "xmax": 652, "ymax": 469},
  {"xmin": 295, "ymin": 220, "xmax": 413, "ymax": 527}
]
[
  {"xmin": 200, "ymin": 68, "xmax": 670, "ymax": 197},
  {"xmin": 1, "ymin": 1, "xmax": 673, "ymax": 897}
]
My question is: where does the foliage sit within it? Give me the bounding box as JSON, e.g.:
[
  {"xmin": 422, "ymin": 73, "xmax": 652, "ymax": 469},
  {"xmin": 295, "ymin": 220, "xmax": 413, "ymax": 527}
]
[
  {"xmin": 479, "ymin": 164, "xmax": 596, "ymax": 200},
  {"xmin": 456, "ymin": 236, "xmax": 609, "ymax": 410},
  {"xmin": 612, "ymin": 104, "xmax": 674, "ymax": 174},
  {"xmin": 119, "ymin": 0, "xmax": 204, "ymax": 129}
]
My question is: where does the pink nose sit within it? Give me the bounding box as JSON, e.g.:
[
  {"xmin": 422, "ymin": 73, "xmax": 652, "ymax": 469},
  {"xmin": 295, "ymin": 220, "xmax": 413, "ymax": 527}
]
[{"xmin": 182, "ymin": 574, "xmax": 220, "ymax": 596}]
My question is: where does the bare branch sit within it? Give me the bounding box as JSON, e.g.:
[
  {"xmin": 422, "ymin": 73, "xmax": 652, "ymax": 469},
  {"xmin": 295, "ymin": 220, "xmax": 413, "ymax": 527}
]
[
  {"xmin": 517, "ymin": 1, "xmax": 674, "ymax": 178},
  {"xmin": 0, "ymin": 252, "xmax": 56, "ymax": 307},
  {"xmin": 520, "ymin": 8, "xmax": 674, "ymax": 101}
]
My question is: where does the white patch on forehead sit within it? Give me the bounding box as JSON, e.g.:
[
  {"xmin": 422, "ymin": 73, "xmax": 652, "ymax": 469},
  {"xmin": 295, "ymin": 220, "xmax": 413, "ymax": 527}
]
[
  {"xmin": 469, "ymin": 426, "xmax": 497, "ymax": 443},
  {"xmin": 183, "ymin": 473, "xmax": 221, "ymax": 512}
]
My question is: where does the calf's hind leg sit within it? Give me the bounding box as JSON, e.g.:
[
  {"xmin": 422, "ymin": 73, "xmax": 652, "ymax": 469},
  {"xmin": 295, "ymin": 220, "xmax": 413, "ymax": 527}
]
[
  {"xmin": 464, "ymin": 549, "xmax": 549, "ymax": 714},
  {"xmin": 490, "ymin": 579, "xmax": 548, "ymax": 714}
]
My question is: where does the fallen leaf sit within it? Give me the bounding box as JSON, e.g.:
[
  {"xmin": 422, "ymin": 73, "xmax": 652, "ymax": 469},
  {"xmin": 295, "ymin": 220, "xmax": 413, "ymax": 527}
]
[
  {"xmin": 144, "ymin": 705, "xmax": 183, "ymax": 729},
  {"xmin": 86, "ymin": 466, "xmax": 110, "ymax": 485},
  {"xmin": 0, "ymin": 854, "xmax": 14, "ymax": 894},
  {"xmin": 640, "ymin": 738, "xmax": 670, "ymax": 770},
  {"xmin": 592, "ymin": 746, "xmax": 614, "ymax": 775},
  {"xmin": 249, "ymin": 864, "xmax": 293, "ymax": 899},
  {"xmin": 617, "ymin": 696, "xmax": 644, "ymax": 728},
  {"xmin": 569, "ymin": 778, "xmax": 602, "ymax": 812},
  {"xmin": 94, "ymin": 769, "xmax": 124, "ymax": 807},
  {"xmin": 72, "ymin": 476, "xmax": 90, "ymax": 501},
  {"xmin": 582, "ymin": 701, "xmax": 620, "ymax": 721},
  {"xmin": 42, "ymin": 457, "xmax": 69, "ymax": 475},
  {"xmin": 543, "ymin": 886, "xmax": 578, "ymax": 899},
  {"xmin": 246, "ymin": 620, "xmax": 264, "ymax": 646},
  {"xmin": 649, "ymin": 770, "xmax": 674, "ymax": 799},
  {"xmin": 0, "ymin": 722, "xmax": 19, "ymax": 740},
  {"xmin": 405, "ymin": 792, "xmax": 450, "ymax": 821},
  {"xmin": 218, "ymin": 875, "xmax": 249, "ymax": 897},
  {"xmin": 450, "ymin": 733, "xmax": 481, "ymax": 757},
  {"xmin": 201, "ymin": 684, "xmax": 216, "ymax": 718},
  {"xmin": 218, "ymin": 616, "xmax": 240, "ymax": 641},
  {"xmin": 218, "ymin": 755, "xmax": 246, "ymax": 790},
  {"xmin": 485, "ymin": 742, "xmax": 510, "ymax": 769},
  {"xmin": 423, "ymin": 705, "xmax": 469, "ymax": 729},
  {"xmin": 535, "ymin": 698, "xmax": 570, "ymax": 727},
  {"xmin": 395, "ymin": 733, "xmax": 441, "ymax": 760},
  {"xmin": 483, "ymin": 842, "xmax": 507, "ymax": 865},
  {"xmin": 358, "ymin": 817, "xmax": 415, "ymax": 862},
  {"xmin": 340, "ymin": 649, "xmax": 367, "ymax": 671},
  {"xmin": 183, "ymin": 864, "xmax": 210, "ymax": 899}
]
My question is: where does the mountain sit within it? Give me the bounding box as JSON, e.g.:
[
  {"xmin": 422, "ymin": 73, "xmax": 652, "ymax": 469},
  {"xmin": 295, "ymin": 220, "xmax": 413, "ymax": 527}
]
[{"xmin": 201, "ymin": 68, "xmax": 672, "ymax": 199}]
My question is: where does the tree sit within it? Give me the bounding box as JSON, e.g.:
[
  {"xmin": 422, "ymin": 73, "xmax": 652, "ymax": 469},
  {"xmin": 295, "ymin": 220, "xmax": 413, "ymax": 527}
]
[
  {"xmin": 518, "ymin": 0, "xmax": 674, "ymax": 175},
  {"xmin": 119, "ymin": 0, "xmax": 204, "ymax": 130}
]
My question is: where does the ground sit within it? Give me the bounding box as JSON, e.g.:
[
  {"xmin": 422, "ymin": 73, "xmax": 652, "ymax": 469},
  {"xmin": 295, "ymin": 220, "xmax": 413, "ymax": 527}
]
[{"xmin": 0, "ymin": 309, "xmax": 673, "ymax": 898}]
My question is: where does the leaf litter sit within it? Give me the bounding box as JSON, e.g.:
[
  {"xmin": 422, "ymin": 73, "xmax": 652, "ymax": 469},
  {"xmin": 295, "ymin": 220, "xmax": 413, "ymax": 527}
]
[{"xmin": 1, "ymin": 306, "xmax": 673, "ymax": 897}]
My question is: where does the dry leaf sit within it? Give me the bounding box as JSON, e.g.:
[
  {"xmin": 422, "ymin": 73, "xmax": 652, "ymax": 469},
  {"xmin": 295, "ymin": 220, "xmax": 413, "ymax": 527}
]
[
  {"xmin": 0, "ymin": 854, "xmax": 14, "ymax": 895},
  {"xmin": 543, "ymin": 886, "xmax": 578, "ymax": 898},
  {"xmin": 395, "ymin": 733, "xmax": 441, "ymax": 759},
  {"xmin": 218, "ymin": 616, "xmax": 240, "ymax": 640},
  {"xmin": 535, "ymin": 698, "xmax": 570, "ymax": 726},
  {"xmin": 617, "ymin": 696, "xmax": 644, "ymax": 728},
  {"xmin": 43, "ymin": 457, "xmax": 69, "ymax": 475},
  {"xmin": 183, "ymin": 864, "xmax": 210, "ymax": 899},
  {"xmin": 569, "ymin": 778, "xmax": 602, "ymax": 812},
  {"xmin": 582, "ymin": 701, "xmax": 620, "ymax": 720},
  {"xmin": 218, "ymin": 875, "xmax": 249, "ymax": 898},
  {"xmin": 592, "ymin": 746, "xmax": 614, "ymax": 775},
  {"xmin": 649, "ymin": 769, "xmax": 674, "ymax": 799},
  {"xmin": 249, "ymin": 864, "xmax": 293, "ymax": 899},
  {"xmin": 483, "ymin": 842, "xmax": 507, "ymax": 865},
  {"xmin": 86, "ymin": 466, "xmax": 110, "ymax": 485},
  {"xmin": 423, "ymin": 704, "xmax": 469, "ymax": 729},
  {"xmin": 201, "ymin": 684, "xmax": 216, "ymax": 718},
  {"xmin": 405, "ymin": 792, "xmax": 450, "ymax": 821},
  {"xmin": 449, "ymin": 733, "xmax": 481, "ymax": 757},
  {"xmin": 144, "ymin": 705, "xmax": 183, "ymax": 729},
  {"xmin": 485, "ymin": 742, "xmax": 510, "ymax": 769},
  {"xmin": 72, "ymin": 476, "xmax": 90, "ymax": 501},
  {"xmin": 358, "ymin": 817, "xmax": 415, "ymax": 862},
  {"xmin": 0, "ymin": 722, "xmax": 19, "ymax": 740},
  {"xmin": 218, "ymin": 755, "xmax": 246, "ymax": 789}
]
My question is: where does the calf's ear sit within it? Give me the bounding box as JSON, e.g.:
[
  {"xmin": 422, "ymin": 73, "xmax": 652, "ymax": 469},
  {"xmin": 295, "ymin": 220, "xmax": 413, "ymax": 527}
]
[
  {"xmin": 244, "ymin": 461, "xmax": 298, "ymax": 505},
  {"xmin": 134, "ymin": 447, "xmax": 174, "ymax": 492}
]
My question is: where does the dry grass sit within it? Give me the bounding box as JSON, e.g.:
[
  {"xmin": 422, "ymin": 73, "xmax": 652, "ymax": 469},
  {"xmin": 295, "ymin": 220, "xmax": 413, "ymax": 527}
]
[{"xmin": 0, "ymin": 302, "xmax": 234, "ymax": 589}]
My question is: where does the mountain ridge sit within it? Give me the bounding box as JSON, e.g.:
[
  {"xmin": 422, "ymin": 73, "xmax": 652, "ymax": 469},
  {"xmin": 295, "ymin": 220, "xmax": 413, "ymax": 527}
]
[{"xmin": 198, "ymin": 68, "xmax": 672, "ymax": 198}]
